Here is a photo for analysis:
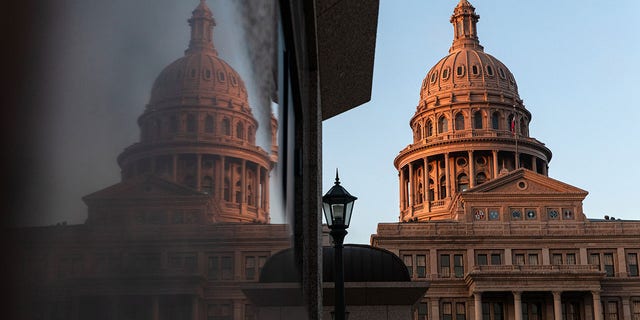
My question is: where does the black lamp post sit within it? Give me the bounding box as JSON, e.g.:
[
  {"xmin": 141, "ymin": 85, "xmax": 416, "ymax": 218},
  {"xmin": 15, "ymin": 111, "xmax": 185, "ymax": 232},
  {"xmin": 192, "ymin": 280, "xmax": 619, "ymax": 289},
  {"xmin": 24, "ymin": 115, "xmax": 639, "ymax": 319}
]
[{"xmin": 322, "ymin": 170, "xmax": 357, "ymax": 320}]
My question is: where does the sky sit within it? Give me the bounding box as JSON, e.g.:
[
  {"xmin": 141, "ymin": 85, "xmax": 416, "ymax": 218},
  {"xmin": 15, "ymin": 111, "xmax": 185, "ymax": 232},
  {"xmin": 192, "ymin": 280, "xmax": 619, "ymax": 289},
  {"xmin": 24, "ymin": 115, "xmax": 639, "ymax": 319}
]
[
  {"xmin": 323, "ymin": 0, "xmax": 640, "ymax": 244},
  {"xmin": 17, "ymin": 1, "xmax": 640, "ymax": 245}
]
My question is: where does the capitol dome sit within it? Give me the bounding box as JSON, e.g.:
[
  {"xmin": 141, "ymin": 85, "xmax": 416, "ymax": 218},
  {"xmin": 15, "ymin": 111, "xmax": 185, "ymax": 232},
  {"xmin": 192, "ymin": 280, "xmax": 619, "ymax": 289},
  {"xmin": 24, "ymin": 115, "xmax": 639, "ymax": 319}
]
[
  {"xmin": 147, "ymin": 0, "xmax": 250, "ymax": 115},
  {"xmin": 418, "ymin": 0, "xmax": 520, "ymax": 110},
  {"xmin": 394, "ymin": 0, "xmax": 552, "ymax": 223}
]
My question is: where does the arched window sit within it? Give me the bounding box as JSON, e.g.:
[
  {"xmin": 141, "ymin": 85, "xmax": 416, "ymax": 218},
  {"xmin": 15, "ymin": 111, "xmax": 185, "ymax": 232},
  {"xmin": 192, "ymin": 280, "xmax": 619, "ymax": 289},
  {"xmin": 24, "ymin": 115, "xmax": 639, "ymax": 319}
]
[
  {"xmin": 476, "ymin": 172, "xmax": 487, "ymax": 185},
  {"xmin": 438, "ymin": 116, "xmax": 448, "ymax": 134},
  {"xmin": 473, "ymin": 111, "xmax": 483, "ymax": 129},
  {"xmin": 455, "ymin": 113, "xmax": 465, "ymax": 131},
  {"xmin": 426, "ymin": 120, "xmax": 433, "ymax": 137},
  {"xmin": 205, "ymin": 115, "xmax": 214, "ymax": 133},
  {"xmin": 520, "ymin": 118, "xmax": 527, "ymax": 136},
  {"xmin": 415, "ymin": 124, "xmax": 422, "ymax": 141},
  {"xmin": 222, "ymin": 118, "xmax": 231, "ymax": 136},
  {"xmin": 457, "ymin": 174, "xmax": 469, "ymax": 192},
  {"xmin": 187, "ymin": 114, "xmax": 196, "ymax": 132},
  {"xmin": 236, "ymin": 122, "xmax": 244, "ymax": 139},
  {"xmin": 491, "ymin": 112, "xmax": 500, "ymax": 130},
  {"xmin": 202, "ymin": 176, "xmax": 214, "ymax": 194},
  {"xmin": 439, "ymin": 176, "xmax": 447, "ymax": 199}
]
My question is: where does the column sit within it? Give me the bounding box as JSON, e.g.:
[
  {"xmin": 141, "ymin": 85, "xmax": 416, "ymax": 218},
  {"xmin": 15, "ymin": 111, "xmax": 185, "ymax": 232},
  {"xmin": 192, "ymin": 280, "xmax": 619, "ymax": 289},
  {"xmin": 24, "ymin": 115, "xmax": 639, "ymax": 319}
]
[
  {"xmin": 424, "ymin": 157, "xmax": 430, "ymax": 209},
  {"xmin": 172, "ymin": 154, "xmax": 178, "ymax": 182},
  {"xmin": 264, "ymin": 167, "xmax": 270, "ymax": 212},
  {"xmin": 543, "ymin": 161, "xmax": 548, "ymax": 176},
  {"xmin": 409, "ymin": 162, "xmax": 414, "ymax": 207},
  {"xmin": 617, "ymin": 248, "xmax": 627, "ymax": 277},
  {"xmin": 542, "ymin": 248, "xmax": 550, "ymax": 265},
  {"xmin": 492, "ymin": 150, "xmax": 499, "ymax": 179},
  {"xmin": 592, "ymin": 291, "xmax": 603, "ymax": 320},
  {"xmin": 219, "ymin": 156, "xmax": 226, "ymax": 200},
  {"xmin": 468, "ymin": 150, "xmax": 475, "ymax": 188},
  {"xmin": 430, "ymin": 250, "xmax": 439, "ymax": 279},
  {"xmin": 622, "ymin": 296, "xmax": 631, "ymax": 320},
  {"xmin": 474, "ymin": 292, "xmax": 482, "ymax": 320},
  {"xmin": 445, "ymin": 153, "xmax": 450, "ymax": 197},
  {"xmin": 241, "ymin": 159, "xmax": 247, "ymax": 204},
  {"xmin": 257, "ymin": 167, "xmax": 262, "ymax": 210},
  {"xmin": 192, "ymin": 296, "xmax": 200, "ymax": 320},
  {"xmin": 552, "ymin": 291, "xmax": 562, "ymax": 320},
  {"xmin": 531, "ymin": 155, "xmax": 537, "ymax": 173},
  {"xmin": 196, "ymin": 154, "xmax": 202, "ymax": 190},
  {"xmin": 513, "ymin": 291, "xmax": 522, "ymax": 320},
  {"xmin": 580, "ymin": 248, "xmax": 588, "ymax": 265},
  {"xmin": 152, "ymin": 296, "xmax": 159, "ymax": 320},
  {"xmin": 431, "ymin": 298, "xmax": 441, "ymax": 320},
  {"xmin": 505, "ymin": 248, "xmax": 512, "ymax": 265},
  {"xmin": 399, "ymin": 169, "xmax": 405, "ymax": 211}
]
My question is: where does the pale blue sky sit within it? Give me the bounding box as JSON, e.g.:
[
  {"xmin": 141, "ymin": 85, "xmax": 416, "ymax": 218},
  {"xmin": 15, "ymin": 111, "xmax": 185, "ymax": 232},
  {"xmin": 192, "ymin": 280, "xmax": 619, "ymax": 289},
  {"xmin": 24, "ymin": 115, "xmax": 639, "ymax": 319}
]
[{"xmin": 323, "ymin": 0, "xmax": 640, "ymax": 244}]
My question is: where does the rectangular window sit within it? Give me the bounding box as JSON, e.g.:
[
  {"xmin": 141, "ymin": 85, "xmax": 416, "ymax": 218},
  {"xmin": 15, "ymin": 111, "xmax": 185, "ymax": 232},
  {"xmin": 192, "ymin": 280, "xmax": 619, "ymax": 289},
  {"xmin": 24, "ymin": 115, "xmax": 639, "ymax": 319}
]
[
  {"xmin": 477, "ymin": 254, "xmax": 488, "ymax": 266},
  {"xmin": 454, "ymin": 254, "xmax": 464, "ymax": 278},
  {"xmin": 604, "ymin": 253, "xmax": 615, "ymax": 277},
  {"xmin": 606, "ymin": 301, "xmax": 619, "ymax": 320},
  {"xmin": 440, "ymin": 254, "xmax": 451, "ymax": 278},
  {"xmin": 528, "ymin": 254, "xmax": 539, "ymax": 266},
  {"xmin": 493, "ymin": 303, "xmax": 504, "ymax": 320},
  {"xmin": 482, "ymin": 303, "xmax": 491, "ymax": 320},
  {"xmin": 566, "ymin": 253, "xmax": 576, "ymax": 265},
  {"xmin": 401, "ymin": 251, "xmax": 428, "ymax": 279},
  {"xmin": 442, "ymin": 302, "xmax": 453, "ymax": 320},
  {"xmin": 631, "ymin": 300, "xmax": 640, "ymax": 320},
  {"xmin": 207, "ymin": 303, "xmax": 232, "ymax": 320},
  {"xmin": 404, "ymin": 255, "xmax": 414, "ymax": 278},
  {"xmin": 514, "ymin": 254, "xmax": 525, "ymax": 265},
  {"xmin": 456, "ymin": 302, "xmax": 466, "ymax": 320},
  {"xmin": 245, "ymin": 256, "xmax": 256, "ymax": 280},
  {"xmin": 552, "ymin": 254, "xmax": 563, "ymax": 265},
  {"xmin": 490, "ymin": 254, "xmax": 501, "ymax": 265},
  {"xmin": 627, "ymin": 253, "xmax": 639, "ymax": 277},
  {"xmin": 168, "ymin": 253, "xmax": 197, "ymax": 272},
  {"xmin": 590, "ymin": 253, "xmax": 601, "ymax": 270},
  {"xmin": 208, "ymin": 254, "xmax": 234, "ymax": 280},
  {"xmin": 417, "ymin": 255, "xmax": 427, "ymax": 278},
  {"xmin": 416, "ymin": 302, "xmax": 428, "ymax": 320}
]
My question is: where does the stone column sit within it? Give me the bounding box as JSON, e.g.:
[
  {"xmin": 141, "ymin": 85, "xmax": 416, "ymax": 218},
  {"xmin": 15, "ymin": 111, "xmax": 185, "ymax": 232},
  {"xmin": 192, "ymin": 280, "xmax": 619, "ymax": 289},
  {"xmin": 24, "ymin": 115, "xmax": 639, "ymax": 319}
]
[
  {"xmin": 257, "ymin": 167, "xmax": 262, "ymax": 210},
  {"xmin": 264, "ymin": 167, "xmax": 270, "ymax": 212},
  {"xmin": 152, "ymin": 296, "xmax": 159, "ymax": 320},
  {"xmin": 468, "ymin": 150, "xmax": 475, "ymax": 188},
  {"xmin": 219, "ymin": 156, "xmax": 226, "ymax": 200},
  {"xmin": 543, "ymin": 161, "xmax": 548, "ymax": 176},
  {"xmin": 192, "ymin": 296, "xmax": 200, "ymax": 320},
  {"xmin": 622, "ymin": 296, "xmax": 631, "ymax": 320},
  {"xmin": 431, "ymin": 298, "xmax": 441, "ymax": 320},
  {"xmin": 430, "ymin": 250, "xmax": 439, "ymax": 279},
  {"xmin": 492, "ymin": 150, "xmax": 499, "ymax": 178},
  {"xmin": 531, "ymin": 155, "xmax": 537, "ymax": 173},
  {"xmin": 617, "ymin": 248, "xmax": 627, "ymax": 277},
  {"xmin": 241, "ymin": 159, "xmax": 247, "ymax": 204},
  {"xmin": 592, "ymin": 291, "xmax": 602, "ymax": 320},
  {"xmin": 399, "ymin": 169, "xmax": 405, "ymax": 211},
  {"xmin": 474, "ymin": 292, "xmax": 482, "ymax": 320},
  {"xmin": 409, "ymin": 162, "xmax": 414, "ymax": 207},
  {"xmin": 505, "ymin": 248, "xmax": 512, "ymax": 265},
  {"xmin": 445, "ymin": 153, "xmax": 450, "ymax": 197},
  {"xmin": 513, "ymin": 291, "xmax": 522, "ymax": 320},
  {"xmin": 580, "ymin": 248, "xmax": 588, "ymax": 265},
  {"xmin": 552, "ymin": 291, "xmax": 562, "ymax": 320},
  {"xmin": 424, "ymin": 157, "xmax": 430, "ymax": 208}
]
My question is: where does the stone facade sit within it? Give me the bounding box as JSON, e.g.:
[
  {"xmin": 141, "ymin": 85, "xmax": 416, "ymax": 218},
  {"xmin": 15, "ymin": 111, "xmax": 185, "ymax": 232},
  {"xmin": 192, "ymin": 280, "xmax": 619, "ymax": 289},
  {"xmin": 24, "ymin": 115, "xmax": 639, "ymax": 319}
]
[{"xmin": 373, "ymin": 1, "xmax": 640, "ymax": 320}]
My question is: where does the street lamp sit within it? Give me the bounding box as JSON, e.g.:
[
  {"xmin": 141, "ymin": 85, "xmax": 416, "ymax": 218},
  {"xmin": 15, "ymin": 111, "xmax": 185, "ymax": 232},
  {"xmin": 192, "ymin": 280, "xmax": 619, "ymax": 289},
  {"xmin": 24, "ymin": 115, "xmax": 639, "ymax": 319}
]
[{"xmin": 322, "ymin": 170, "xmax": 357, "ymax": 320}]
